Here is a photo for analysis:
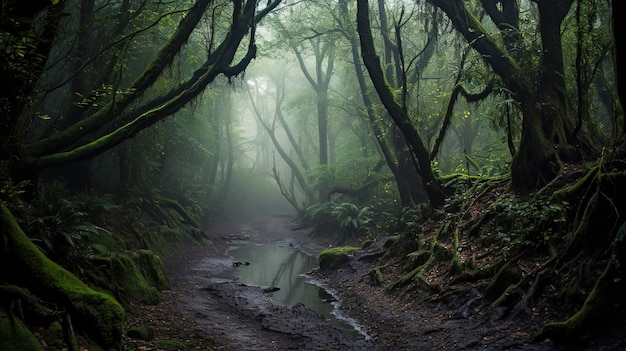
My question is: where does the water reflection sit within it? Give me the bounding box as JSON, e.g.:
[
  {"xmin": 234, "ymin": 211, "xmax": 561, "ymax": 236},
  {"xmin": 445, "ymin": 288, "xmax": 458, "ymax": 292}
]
[{"xmin": 230, "ymin": 242, "xmax": 365, "ymax": 340}]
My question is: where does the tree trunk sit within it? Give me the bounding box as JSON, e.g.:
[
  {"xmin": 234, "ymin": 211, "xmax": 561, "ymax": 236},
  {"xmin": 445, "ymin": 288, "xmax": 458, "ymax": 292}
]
[
  {"xmin": 356, "ymin": 0, "xmax": 445, "ymax": 207},
  {"xmin": 429, "ymin": 0, "xmax": 586, "ymax": 191},
  {"xmin": 16, "ymin": 0, "xmax": 281, "ymax": 179},
  {"xmin": 0, "ymin": 203, "xmax": 124, "ymax": 349}
]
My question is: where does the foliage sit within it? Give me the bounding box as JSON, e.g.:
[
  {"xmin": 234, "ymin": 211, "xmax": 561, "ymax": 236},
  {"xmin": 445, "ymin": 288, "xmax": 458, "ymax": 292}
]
[
  {"xmin": 392, "ymin": 204, "xmax": 432, "ymax": 233},
  {"xmin": 303, "ymin": 202, "xmax": 373, "ymax": 242},
  {"xmin": 483, "ymin": 194, "xmax": 570, "ymax": 256},
  {"xmin": 26, "ymin": 184, "xmax": 111, "ymax": 262}
]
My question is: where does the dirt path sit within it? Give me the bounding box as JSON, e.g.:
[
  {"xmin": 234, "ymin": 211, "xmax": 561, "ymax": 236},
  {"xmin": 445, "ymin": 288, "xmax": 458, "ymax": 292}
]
[
  {"xmin": 123, "ymin": 214, "xmax": 376, "ymax": 350},
  {"xmin": 123, "ymin": 214, "xmax": 623, "ymax": 351}
]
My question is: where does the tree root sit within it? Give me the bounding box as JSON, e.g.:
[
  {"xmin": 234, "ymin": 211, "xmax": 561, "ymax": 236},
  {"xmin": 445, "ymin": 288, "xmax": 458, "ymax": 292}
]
[
  {"xmin": 533, "ymin": 221, "xmax": 626, "ymax": 345},
  {"xmin": 1, "ymin": 203, "xmax": 124, "ymax": 349},
  {"xmin": 533, "ymin": 254, "xmax": 625, "ymax": 345}
]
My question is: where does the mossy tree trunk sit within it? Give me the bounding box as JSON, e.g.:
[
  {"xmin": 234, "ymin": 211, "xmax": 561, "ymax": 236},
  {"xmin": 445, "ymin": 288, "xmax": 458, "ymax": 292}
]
[
  {"xmin": 0, "ymin": 203, "xmax": 124, "ymax": 350},
  {"xmin": 14, "ymin": 0, "xmax": 282, "ymax": 181},
  {"xmin": 428, "ymin": 0, "xmax": 590, "ymax": 192}
]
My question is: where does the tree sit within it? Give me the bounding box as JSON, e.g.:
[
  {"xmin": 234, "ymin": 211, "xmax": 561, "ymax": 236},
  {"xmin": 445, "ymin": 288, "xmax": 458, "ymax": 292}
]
[
  {"xmin": 11, "ymin": 0, "xmax": 281, "ymax": 185},
  {"xmin": 356, "ymin": 0, "xmax": 446, "ymax": 207},
  {"xmin": 245, "ymin": 73, "xmax": 312, "ymax": 210},
  {"xmin": 271, "ymin": 6, "xmax": 337, "ymax": 203},
  {"xmin": 427, "ymin": 0, "xmax": 595, "ymax": 191}
]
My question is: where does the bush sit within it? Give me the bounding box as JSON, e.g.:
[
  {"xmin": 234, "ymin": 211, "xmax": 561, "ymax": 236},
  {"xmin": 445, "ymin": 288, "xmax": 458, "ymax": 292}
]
[{"xmin": 303, "ymin": 202, "xmax": 373, "ymax": 242}]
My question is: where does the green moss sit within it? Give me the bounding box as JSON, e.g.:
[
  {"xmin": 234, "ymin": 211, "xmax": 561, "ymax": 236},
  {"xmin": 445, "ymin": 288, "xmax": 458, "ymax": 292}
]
[
  {"xmin": 1, "ymin": 204, "xmax": 124, "ymax": 349},
  {"xmin": 155, "ymin": 339, "xmax": 188, "ymax": 350},
  {"xmin": 403, "ymin": 249, "xmax": 430, "ymax": 271},
  {"xmin": 485, "ymin": 263, "xmax": 522, "ymax": 298},
  {"xmin": 361, "ymin": 239, "xmax": 375, "ymax": 249},
  {"xmin": 42, "ymin": 321, "xmax": 64, "ymax": 348},
  {"xmin": 0, "ymin": 310, "xmax": 43, "ymax": 351},
  {"xmin": 369, "ymin": 266, "xmax": 384, "ymax": 286},
  {"xmin": 534, "ymin": 255, "xmax": 625, "ymax": 344},
  {"xmin": 112, "ymin": 250, "xmax": 170, "ymax": 305},
  {"xmin": 90, "ymin": 244, "xmax": 112, "ymax": 257},
  {"xmin": 384, "ymin": 235, "xmax": 399, "ymax": 248},
  {"xmin": 319, "ymin": 246, "xmax": 359, "ymax": 270},
  {"xmin": 126, "ymin": 325, "xmax": 154, "ymax": 341}
]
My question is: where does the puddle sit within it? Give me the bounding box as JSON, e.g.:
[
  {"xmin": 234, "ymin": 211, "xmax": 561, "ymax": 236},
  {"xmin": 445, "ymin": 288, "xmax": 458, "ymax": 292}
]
[{"xmin": 229, "ymin": 242, "xmax": 368, "ymax": 340}]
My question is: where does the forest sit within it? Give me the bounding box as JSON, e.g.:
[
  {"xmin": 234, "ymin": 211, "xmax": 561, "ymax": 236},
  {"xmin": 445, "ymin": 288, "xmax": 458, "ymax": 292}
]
[{"xmin": 1, "ymin": 0, "xmax": 625, "ymax": 350}]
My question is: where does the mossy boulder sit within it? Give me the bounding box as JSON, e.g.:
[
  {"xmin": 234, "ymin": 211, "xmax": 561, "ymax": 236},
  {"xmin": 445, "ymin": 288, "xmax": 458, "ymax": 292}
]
[
  {"xmin": 111, "ymin": 250, "xmax": 170, "ymax": 305},
  {"xmin": 127, "ymin": 325, "xmax": 154, "ymax": 341},
  {"xmin": 0, "ymin": 310, "xmax": 43, "ymax": 351},
  {"xmin": 319, "ymin": 246, "xmax": 359, "ymax": 270},
  {"xmin": 89, "ymin": 246, "xmax": 169, "ymax": 305}
]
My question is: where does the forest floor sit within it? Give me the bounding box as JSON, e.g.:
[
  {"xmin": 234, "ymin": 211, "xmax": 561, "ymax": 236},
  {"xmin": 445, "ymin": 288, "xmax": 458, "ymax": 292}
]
[{"xmin": 122, "ymin": 213, "xmax": 626, "ymax": 351}]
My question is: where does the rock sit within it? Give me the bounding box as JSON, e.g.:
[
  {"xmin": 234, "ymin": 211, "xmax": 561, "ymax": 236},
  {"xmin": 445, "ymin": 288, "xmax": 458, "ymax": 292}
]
[
  {"xmin": 126, "ymin": 326, "xmax": 154, "ymax": 341},
  {"xmin": 319, "ymin": 246, "xmax": 359, "ymax": 270}
]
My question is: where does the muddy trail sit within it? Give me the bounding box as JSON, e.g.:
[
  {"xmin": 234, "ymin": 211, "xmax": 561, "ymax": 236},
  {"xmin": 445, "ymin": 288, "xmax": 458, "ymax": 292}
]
[
  {"xmin": 123, "ymin": 214, "xmax": 622, "ymax": 351},
  {"xmin": 154, "ymin": 214, "xmax": 376, "ymax": 351}
]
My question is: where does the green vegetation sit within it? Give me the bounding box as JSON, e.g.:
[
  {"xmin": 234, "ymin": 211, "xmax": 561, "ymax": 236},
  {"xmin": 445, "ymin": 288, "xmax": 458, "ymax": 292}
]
[
  {"xmin": 0, "ymin": 0, "xmax": 624, "ymax": 349},
  {"xmin": 319, "ymin": 246, "xmax": 359, "ymax": 270},
  {"xmin": 303, "ymin": 202, "xmax": 373, "ymax": 243},
  {"xmin": 0, "ymin": 311, "xmax": 43, "ymax": 351},
  {"xmin": 126, "ymin": 326, "xmax": 155, "ymax": 341}
]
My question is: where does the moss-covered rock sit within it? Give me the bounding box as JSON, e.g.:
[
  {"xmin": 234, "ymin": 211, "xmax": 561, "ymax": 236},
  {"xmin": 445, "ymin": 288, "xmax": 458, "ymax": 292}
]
[
  {"xmin": 89, "ymin": 248, "xmax": 170, "ymax": 305},
  {"xmin": 126, "ymin": 325, "xmax": 154, "ymax": 341},
  {"xmin": 0, "ymin": 204, "xmax": 124, "ymax": 350},
  {"xmin": 0, "ymin": 310, "xmax": 43, "ymax": 351},
  {"xmin": 319, "ymin": 246, "xmax": 359, "ymax": 270},
  {"xmin": 112, "ymin": 250, "xmax": 170, "ymax": 305}
]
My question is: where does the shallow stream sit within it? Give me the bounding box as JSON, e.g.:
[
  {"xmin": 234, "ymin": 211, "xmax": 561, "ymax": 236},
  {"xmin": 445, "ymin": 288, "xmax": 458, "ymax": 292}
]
[{"xmin": 229, "ymin": 242, "xmax": 367, "ymax": 340}]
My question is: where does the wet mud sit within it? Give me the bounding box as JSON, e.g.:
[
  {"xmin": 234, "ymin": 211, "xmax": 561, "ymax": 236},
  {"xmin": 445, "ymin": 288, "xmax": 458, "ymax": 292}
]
[{"xmin": 163, "ymin": 215, "xmax": 377, "ymax": 351}]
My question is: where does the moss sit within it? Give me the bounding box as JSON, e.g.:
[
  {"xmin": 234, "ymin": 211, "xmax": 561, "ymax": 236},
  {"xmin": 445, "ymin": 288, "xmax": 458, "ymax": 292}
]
[
  {"xmin": 369, "ymin": 266, "xmax": 384, "ymax": 286},
  {"xmin": 485, "ymin": 263, "xmax": 522, "ymax": 299},
  {"xmin": 384, "ymin": 235, "xmax": 399, "ymax": 248},
  {"xmin": 90, "ymin": 244, "xmax": 112, "ymax": 257},
  {"xmin": 0, "ymin": 204, "xmax": 124, "ymax": 350},
  {"xmin": 449, "ymin": 254, "xmax": 463, "ymax": 275},
  {"xmin": 112, "ymin": 250, "xmax": 170, "ymax": 305},
  {"xmin": 361, "ymin": 239, "xmax": 375, "ymax": 249},
  {"xmin": 319, "ymin": 246, "xmax": 359, "ymax": 270},
  {"xmin": 0, "ymin": 310, "xmax": 43, "ymax": 351},
  {"xmin": 147, "ymin": 226, "xmax": 187, "ymax": 255},
  {"xmin": 403, "ymin": 249, "xmax": 430, "ymax": 271},
  {"xmin": 126, "ymin": 325, "xmax": 154, "ymax": 341},
  {"xmin": 534, "ymin": 254, "xmax": 626, "ymax": 345},
  {"xmin": 488, "ymin": 284, "xmax": 523, "ymax": 312},
  {"xmin": 42, "ymin": 321, "xmax": 64, "ymax": 348},
  {"xmin": 155, "ymin": 339, "xmax": 188, "ymax": 350}
]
